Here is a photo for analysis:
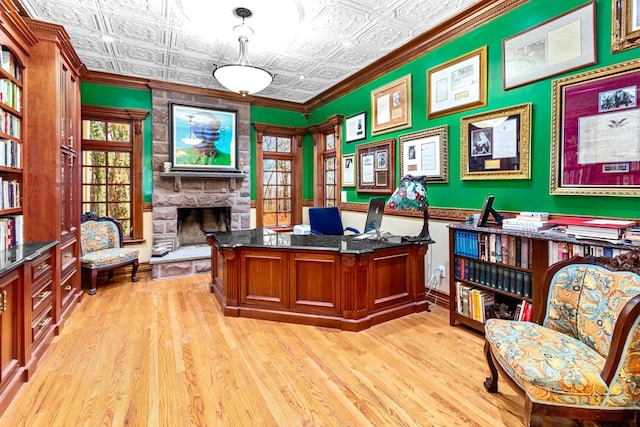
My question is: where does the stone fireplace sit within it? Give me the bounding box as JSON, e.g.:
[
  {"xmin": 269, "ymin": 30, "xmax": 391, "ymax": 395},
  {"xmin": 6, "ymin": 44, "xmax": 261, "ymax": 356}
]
[
  {"xmin": 150, "ymin": 88, "xmax": 251, "ymax": 279},
  {"xmin": 177, "ymin": 206, "xmax": 231, "ymax": 246}
]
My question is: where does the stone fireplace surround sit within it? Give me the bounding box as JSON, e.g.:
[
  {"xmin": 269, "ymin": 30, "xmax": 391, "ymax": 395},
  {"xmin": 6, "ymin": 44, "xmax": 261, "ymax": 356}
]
[{"xmin": 150, "ymin": 88, "xmax": 251, "ymax": 279}]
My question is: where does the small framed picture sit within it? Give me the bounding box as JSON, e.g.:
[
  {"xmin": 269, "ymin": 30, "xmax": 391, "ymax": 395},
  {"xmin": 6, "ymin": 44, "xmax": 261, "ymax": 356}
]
[
  {"xmin": 345, "ymin": 112, "xmax": 367, "ymax": 142},
  {"xmin": 399, "ymin": 126, "xmax": 449, "ymax": 183},
  {"xmin": 356, "ymin": 139, "xmax": 395, "ymax": 194},
  {"xmin": 342, "ymin": 154, "xmax": 356, "ymax": 187}
]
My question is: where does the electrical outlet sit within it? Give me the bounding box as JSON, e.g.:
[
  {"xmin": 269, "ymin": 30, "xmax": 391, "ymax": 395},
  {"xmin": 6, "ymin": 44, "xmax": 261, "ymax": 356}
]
[{"xmin": 437, "ymin": 265, "xmax": 446, "ymax": 278}]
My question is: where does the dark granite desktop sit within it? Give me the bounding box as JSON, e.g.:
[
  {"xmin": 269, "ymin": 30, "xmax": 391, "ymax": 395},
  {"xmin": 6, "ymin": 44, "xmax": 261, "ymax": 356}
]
[{"xmin": 205, "ymin": 228, "xmax": 432, "ymax": 254}]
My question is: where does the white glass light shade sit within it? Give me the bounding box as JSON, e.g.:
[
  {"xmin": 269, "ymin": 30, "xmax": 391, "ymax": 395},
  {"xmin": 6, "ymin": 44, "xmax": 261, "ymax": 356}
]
[{"xmin": 213, "ymin": 64, "xmax": 273, "ymax": 96}]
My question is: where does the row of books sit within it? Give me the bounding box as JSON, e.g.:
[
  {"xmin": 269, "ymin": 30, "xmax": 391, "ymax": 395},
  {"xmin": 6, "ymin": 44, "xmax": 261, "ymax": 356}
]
[
  {"xmin": 0, "ymin": 111, "xmax": 20, "ymax": 138},
  {"xmin": 548, "ymin": 241, "xmax": 629, "ymax": 265},
  {"xmin": 550, "ymin": 216, "xmax": 636, "ymax": 240},
  {"xmin": 514, "ymin": 301, "xmax": 533, "ymax": 322},
  {"xmin": 502, "ymin": 211, "xmax": 551, "ymax": 232},
  {"xmin": 455, "ymin": 283, "xmax": 495, "ymax": 322},
  {"xmin": 0, "ymin": 79, "xmax": 20, "ymax": 112},
  {"xmin": 0, "ymin": 48, "xmax": 20, "ymax": 80},
  {"xmin": 0, "ymin": 139, "xmax": 20, "ymax": 168},
  {"xmin": 0, "ymin": 178, "xmax": 19, "ymax": 210},
  {"xmin": 454, "ymin": 230, "xmax": 531, "ymax": 269},
  {"xmin": 454, "ymin": 256, "xmax": 532, "ymax": 298},
  {"xmin": 623, "ymin": 227, "xmax": 640, "ymax": 246},
  {"xmin": 0, "ymin": 214, "xmax": 22, "ymax": 250}
]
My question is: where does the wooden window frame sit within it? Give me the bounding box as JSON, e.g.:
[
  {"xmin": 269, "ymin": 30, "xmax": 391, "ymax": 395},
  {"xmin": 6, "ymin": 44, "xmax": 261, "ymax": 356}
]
[
  {"xmin": 81, "ymin": 105, "xmax": 149, "ymax": 242},
  {"xmin": 253, "ymin": 123, "xmax": 306, "ymax": 228},
  {"xmin": 309, "ymin": 114, "xmax": 343, "ymax": 207}
]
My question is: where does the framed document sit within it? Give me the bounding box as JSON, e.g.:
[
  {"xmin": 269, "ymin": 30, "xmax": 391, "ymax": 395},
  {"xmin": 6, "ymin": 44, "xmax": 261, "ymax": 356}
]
[
  {"xmin": 371, "ymin": 75, "xmax": 412, "ymax": 136},
  {"xmin": 551, "ymin": 59, "xmax": 640, "ymax": 196},
  {"xmin": 503, "ymin": 1, "xmax": 596, "ymax": 90},
  {"xmin": 461, "ymin": 103, "xmax": 532, "ymax": 180},
  {"xmin": 427, "ymin": 47, "xmax": 487, "ymax": 119},
  {"xmin": 356, "ymin": 139, "xmax": 395, "ymax": 194},
  {"xmin": 398, "ymin": 126, "xmax": 448, "ymax": 183},
  {"xmin": 342, "ymin": 154, "xmax": 356, "ymax": 187}
]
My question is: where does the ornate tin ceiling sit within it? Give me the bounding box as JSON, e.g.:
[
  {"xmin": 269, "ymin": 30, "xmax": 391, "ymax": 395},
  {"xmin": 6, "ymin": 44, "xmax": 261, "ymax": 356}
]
[{"xmin": 18, "ymin": 0, "xmax": 478, "ymax": 103}]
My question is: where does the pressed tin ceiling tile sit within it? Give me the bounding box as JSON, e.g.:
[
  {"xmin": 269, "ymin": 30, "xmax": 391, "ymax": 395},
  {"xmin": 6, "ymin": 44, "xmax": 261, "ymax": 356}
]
[{"xmin": 19, "ymin": 0, "xmax": 478, "ymax": 102}]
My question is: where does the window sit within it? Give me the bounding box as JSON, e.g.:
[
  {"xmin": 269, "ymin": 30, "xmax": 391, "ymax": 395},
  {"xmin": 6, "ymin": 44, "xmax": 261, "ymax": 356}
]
[
  {"xmin": 253, "ymin": 123, "xmax": 305, "ymax": 228},
  {"xmin": 309, "ymin": 115, "xmax": 343, "ymax": 207},
  {"xmin": 81, "ymin": 106, "xmax": 148, "ymax": 241}
]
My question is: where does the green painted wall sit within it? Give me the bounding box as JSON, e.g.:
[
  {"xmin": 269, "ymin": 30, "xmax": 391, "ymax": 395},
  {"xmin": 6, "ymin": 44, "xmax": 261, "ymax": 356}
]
[
  {"xmin": 81, "ymin": 83, "xmax": 153, "ymax": 203},
  {"xmin": 307, "ymin": 0, "xmax": 640, "ymax": 218},
  {"xmin": 80, "ymin": 0, "xmax": 640, "ymax": 218}
]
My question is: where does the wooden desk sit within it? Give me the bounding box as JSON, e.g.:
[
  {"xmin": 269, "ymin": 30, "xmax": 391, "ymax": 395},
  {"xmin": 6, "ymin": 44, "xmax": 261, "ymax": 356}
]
[{"xmin": 206, "ymin": 229, "xmax": 433, "ymax": 331}]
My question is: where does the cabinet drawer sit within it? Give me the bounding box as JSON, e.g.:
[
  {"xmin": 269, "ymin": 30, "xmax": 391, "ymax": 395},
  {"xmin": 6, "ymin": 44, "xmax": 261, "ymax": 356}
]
[
  {"xmin": 61, "ymin": 239, "xmax": 78, "ymax": 278},
  {"xmin": 30, "ymin": 252, "xmax": 53, "ymax": 293},
  {"xmin": 32, "ymin": 287, "xmax": 53, "ymax": 314},
  {"xmin": 32, "ymin": 306, "xmax": 53, "ymax": 344}
]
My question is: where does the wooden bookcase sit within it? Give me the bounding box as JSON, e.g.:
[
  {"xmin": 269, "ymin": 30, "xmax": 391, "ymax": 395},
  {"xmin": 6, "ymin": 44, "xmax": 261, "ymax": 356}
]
[
  {"xmin": 448, "ymin": 223, "xmax": 636, "ymax": 332},
  {"xmin": 23, "ymin": 19, "xmax": 84, "ymax": 328}
]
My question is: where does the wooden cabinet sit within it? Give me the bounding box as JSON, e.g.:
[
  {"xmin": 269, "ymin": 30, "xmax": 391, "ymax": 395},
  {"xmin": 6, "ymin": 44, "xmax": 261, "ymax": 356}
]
[
  {"xmin": 25, "ymin": 248, "xmax": 54, "ymax": 369},
  {"xmin": 0, "ymin": 268, "xmax": 21, "ymax": 414},
  {"xmin": 23, "ymin": 19, "xmax": 84, "ymax": 326},
  {"xmin": 448, "ymin": 223, "xmax": 637, "ymax": 333}
]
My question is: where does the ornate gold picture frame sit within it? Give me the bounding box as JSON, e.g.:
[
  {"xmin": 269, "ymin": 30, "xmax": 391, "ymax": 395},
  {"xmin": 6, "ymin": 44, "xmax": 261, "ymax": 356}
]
[
  {"xmin": 427, "ymin": 46, "xmax": 487, "ymax": 119},
  {"xmin": 460, "ymin": 103, "xmax": 532, "ymax": 180},
  {"xmin": 612, "ymin": 0, "xmax": 640, "ymax": 53},
  {"xmin": 550, "ymin": 59, "xmax": 640, "ymax": 196},
  {"xmin": 398, "ymin": 126, "xmax": 448, "ymax": 183}
]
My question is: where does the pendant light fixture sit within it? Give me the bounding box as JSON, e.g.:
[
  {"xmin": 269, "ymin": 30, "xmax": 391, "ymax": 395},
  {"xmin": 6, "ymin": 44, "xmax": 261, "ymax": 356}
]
[{"xmin": 213, "ymin": 7, "xmax": 274, "ymax": 97}]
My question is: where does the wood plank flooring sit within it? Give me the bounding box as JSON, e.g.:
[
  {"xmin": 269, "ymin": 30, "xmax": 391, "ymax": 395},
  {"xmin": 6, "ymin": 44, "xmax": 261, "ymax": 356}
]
[{"xmin": 0, "ymin": 273, "xmax": 586, "ymax": 426}]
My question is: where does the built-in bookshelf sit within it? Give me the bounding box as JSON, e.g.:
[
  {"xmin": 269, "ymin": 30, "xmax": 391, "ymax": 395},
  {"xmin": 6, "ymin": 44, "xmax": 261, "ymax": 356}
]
[
  {"xmin": 0, "ymin": 44, "xmax": 23, "ymax": 250},
  {"xmin": 448, "ymin": 223, "xmax": 634, "ymax": 332}
]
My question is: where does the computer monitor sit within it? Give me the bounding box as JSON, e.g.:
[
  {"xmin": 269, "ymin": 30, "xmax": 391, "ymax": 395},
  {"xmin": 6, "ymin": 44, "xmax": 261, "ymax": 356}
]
[
  {"xmin": 478, "ymin": 194, "xmax": 503, "ymax": 227},
  {"xmin": 364, "ymin": 197, "xmax": 386, "ymax": 233}
]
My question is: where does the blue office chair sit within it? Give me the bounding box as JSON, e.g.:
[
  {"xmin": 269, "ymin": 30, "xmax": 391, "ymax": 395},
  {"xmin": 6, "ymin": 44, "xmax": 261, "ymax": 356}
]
[{"xmin": 308, "ymin": 207, "xmax": 360, "ymax": 235}]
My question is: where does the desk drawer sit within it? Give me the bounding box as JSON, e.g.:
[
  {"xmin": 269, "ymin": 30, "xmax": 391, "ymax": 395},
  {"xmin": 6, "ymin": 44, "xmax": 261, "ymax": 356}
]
[{"xmin": 61, "ymin": 239, "xmax": 78, "ymax": 279}]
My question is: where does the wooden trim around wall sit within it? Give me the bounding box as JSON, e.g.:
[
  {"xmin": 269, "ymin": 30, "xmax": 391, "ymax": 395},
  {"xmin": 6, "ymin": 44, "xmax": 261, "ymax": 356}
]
[{"xmin": 304, "ymin": 0, "xmax": 526, "ymax": 110}]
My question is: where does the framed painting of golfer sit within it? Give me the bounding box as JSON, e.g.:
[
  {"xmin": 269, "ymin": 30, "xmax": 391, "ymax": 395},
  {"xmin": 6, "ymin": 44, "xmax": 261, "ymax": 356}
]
[{"xmin": 169, "ymin": 103, "xmax": 239, "ymax": 172}]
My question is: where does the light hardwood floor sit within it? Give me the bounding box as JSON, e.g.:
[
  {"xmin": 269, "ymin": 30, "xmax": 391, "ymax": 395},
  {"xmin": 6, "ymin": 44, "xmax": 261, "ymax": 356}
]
[{"xmin": 0, "ymin": 273, "xmax": 587, "ymax": 426}]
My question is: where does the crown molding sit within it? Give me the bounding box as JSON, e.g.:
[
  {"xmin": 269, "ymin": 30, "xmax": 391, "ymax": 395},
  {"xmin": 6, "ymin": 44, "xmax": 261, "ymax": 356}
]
[
  {"xmin": 79, "ymin": 0, "xmax": 525, "ymax": 115},
  {"xmin": 305, "ymin": 0, "xmax": 526, "ymax": 111}
]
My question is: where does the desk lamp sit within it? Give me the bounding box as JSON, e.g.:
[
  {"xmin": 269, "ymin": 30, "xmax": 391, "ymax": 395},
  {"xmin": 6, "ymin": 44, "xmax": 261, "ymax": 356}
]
[{"xmin": 386, "ymin": 174, "xmax": 431, "ymax": 241}]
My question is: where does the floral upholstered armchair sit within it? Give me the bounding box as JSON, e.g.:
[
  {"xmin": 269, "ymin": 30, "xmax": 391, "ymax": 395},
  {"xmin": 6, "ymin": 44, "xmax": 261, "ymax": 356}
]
[
  {"xmin": 484, "ymin": 249, "xmax": 640, "ymax": 426},
  {"xmin": 80, "ymin": 212, "xmax": 139, "ymax": 295}
]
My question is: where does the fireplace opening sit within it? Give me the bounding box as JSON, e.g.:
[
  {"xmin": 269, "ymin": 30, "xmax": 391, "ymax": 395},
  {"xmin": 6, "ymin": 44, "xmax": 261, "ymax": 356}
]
[{"xmin": 177, "ymin": 206, "xmax": 231, "ymax": 247}]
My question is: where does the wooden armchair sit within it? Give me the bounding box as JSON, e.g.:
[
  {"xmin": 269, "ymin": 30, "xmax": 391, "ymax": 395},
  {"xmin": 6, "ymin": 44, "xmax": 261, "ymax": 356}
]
[
  {"xmin": 80, "ymin": 212, "xmax": 139, "ymax": 295},
  {"xmin": 484, "ymin": 249, "xmax": 640, "ymax": 426}
]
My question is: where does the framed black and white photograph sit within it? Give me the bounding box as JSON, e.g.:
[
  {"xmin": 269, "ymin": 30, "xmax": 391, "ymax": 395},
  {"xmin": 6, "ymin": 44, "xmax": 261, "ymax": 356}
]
[
  {"xmin": 345, "ymin": 111, "xmax": 367, "ymax": 142},
  {"xmin": 376, "ymin": 150, "xmax": 387, "ymax": 169},
  {"xmin": 169, "ymin": 102, "xmax": 239, "ymax": 172},
  {"xmin": 598, "ymin": 86, "xmax": 637, "ymax": 112}
]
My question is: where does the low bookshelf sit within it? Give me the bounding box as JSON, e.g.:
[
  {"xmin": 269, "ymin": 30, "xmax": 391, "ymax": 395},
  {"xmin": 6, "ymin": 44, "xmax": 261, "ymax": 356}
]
[{"xmin": 448, "ymin": 223, "xmax": 636, "ymax": 333}]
